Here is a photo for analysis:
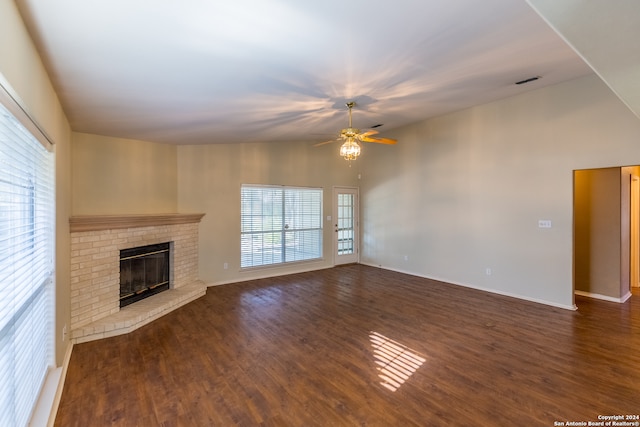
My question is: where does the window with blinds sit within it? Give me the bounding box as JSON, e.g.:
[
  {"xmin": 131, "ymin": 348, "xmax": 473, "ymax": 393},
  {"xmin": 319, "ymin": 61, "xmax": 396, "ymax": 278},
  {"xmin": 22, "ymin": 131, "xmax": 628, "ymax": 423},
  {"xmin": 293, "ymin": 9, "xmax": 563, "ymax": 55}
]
[
  {"xmin": 0, "ymin": 100, "xmax": 54, "ymax": 426},
  {"xmin": 241, "ymin": 185, "xmax": 323, "ymax": 268}
]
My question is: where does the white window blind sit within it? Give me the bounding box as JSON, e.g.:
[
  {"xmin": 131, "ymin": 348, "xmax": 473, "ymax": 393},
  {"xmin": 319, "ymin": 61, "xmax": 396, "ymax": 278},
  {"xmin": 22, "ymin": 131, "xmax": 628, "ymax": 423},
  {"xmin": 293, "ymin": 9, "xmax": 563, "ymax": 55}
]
[
  {"xmin": 0, "ymin": 100, "xmax": 54, "ymax": 427},
  {"xmin": 241, "ymin": 185, "xmax": 323, "ymax": 268}
]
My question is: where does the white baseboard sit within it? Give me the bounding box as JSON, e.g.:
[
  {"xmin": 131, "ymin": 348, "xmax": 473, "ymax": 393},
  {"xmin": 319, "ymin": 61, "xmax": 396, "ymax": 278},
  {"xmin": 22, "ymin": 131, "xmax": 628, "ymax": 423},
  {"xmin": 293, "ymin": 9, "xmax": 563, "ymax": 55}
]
[
  {"xmin": 47, "ymin": 342, "xmax": 73, "ymax": 427},
  {"xmin": 29, "ymin": 342, "xmax": 73, "ymax": 427},
  {"xmin": 575, "ymin": 290, "xmax": 632, "ymax": 303},
  {"xmin": 358, "ymin": 262, "xmax": 578, "ymax": 311},
  {"xmin": 207, "ymin": 263, "xmax": 332, "ymax": 287}
]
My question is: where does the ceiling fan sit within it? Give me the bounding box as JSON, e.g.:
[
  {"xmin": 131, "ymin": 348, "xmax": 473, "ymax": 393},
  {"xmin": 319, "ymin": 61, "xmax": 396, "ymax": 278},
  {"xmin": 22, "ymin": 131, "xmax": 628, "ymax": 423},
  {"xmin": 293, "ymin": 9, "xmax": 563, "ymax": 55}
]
[{"xmin": 315, "ymin": 101, "xmax": 397, "ymax": 162}]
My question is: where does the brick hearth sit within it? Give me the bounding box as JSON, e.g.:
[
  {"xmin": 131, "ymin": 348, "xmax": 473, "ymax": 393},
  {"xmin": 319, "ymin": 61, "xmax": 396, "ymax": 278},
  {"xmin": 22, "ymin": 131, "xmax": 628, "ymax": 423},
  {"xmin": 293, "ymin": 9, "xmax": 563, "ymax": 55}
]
[{"xmin": 69, "ymin": 213, "xmax": 206, "ymax": 343}]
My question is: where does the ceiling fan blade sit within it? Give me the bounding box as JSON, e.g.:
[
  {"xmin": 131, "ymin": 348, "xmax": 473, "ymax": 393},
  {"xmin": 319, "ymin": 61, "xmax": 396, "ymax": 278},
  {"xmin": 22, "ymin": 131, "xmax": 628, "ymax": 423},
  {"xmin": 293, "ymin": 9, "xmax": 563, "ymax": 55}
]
[
  {"xmin": 360, "ymin": 135, "xmax": 397, "ymax": 145},
  {"xmin": 316, "ymin": 102, "xmax": 397, "ymax": 149},
  {"xmin": 359, "ymin": 130, "xmax": 379, "ymax": 138},
  {"xmin": 313, "ymin": 138, "xmax": 340, "ymax": 147}
]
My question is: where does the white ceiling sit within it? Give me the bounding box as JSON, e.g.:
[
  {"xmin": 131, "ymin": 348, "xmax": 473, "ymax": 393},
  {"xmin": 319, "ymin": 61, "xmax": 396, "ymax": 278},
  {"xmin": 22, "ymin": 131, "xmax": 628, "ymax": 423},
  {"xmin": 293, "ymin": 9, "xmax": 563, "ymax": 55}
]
[
  {"xmin": 527, "ymin": 0, "xmax": 640, "ymax": 121},
  {"xmin": 16, "ymin": 0, "xmax": 594, "ymax": 145}
]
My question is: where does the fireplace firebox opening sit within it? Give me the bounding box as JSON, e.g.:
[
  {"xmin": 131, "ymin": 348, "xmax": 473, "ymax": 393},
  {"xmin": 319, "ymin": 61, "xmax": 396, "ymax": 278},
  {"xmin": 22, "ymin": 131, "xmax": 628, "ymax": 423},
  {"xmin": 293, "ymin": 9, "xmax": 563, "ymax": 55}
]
[{"xmin": 120, "ymin": 242, "xmax": 171, "ymax": 308}]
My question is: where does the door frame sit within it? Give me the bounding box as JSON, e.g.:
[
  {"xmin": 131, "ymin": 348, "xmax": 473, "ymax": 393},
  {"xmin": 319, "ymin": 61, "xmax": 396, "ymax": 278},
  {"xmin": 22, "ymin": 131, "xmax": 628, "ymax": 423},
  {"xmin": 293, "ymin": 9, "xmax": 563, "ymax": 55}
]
[{"xmin": 332, "ymin": 186, "xmax": 359, "ymax": 265}]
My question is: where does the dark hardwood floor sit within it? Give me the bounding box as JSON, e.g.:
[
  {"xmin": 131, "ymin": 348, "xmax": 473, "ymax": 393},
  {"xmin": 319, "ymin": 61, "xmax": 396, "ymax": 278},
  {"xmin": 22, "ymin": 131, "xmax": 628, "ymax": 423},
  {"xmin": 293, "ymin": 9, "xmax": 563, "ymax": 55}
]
[{"xmin": 55, "ymin": 265, "xmax": 640, "ymax": 426}]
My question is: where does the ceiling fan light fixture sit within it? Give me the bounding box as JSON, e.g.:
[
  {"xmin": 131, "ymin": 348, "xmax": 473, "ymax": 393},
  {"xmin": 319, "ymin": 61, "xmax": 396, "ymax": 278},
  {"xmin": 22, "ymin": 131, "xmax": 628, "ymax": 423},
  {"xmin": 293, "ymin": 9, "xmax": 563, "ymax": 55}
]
[
  {"xmin": 339, "ymin": 137, "xmax": 361, "ymax": 162},
  {"xmin": 312, "ymin": 101, "xmax": 396, "ymax": 162}
]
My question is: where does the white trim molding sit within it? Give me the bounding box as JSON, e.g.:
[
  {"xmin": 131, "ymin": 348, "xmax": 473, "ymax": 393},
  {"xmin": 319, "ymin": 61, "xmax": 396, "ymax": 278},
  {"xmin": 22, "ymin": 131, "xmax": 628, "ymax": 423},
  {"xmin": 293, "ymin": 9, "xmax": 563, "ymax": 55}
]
[
  {"xmin": 29, "ymin": 342, "xmax": 73, "ymax": 427},
  {"xmin": 574, "ymin": 290, "xmax": 632, "ymax": 303}
]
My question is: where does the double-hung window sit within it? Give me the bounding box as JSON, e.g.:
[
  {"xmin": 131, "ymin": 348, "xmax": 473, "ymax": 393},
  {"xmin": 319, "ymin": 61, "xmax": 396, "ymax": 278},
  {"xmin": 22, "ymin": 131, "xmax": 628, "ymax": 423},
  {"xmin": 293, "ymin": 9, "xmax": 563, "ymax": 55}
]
[
  {"xmin": 241, "ymin": 185, "xmax": 323, "ymax": 268},
  {"xmin": 0, "ymin": 90, "xmax": 55, "ymax": 426}
]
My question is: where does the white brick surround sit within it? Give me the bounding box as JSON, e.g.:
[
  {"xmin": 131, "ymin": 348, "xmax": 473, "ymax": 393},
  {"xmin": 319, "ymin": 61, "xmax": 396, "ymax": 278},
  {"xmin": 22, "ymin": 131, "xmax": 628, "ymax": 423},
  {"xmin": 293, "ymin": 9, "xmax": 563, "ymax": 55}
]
[{"xmin": 69, "ymin": 214, "xmax": 206, "ymax": 343}]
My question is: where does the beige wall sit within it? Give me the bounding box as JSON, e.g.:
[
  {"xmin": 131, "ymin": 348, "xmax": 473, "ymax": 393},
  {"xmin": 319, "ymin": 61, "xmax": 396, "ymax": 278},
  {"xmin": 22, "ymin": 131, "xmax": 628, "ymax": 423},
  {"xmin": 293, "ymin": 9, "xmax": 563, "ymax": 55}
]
[
  {"xmin": 177, "ymin": 140, "xmax": 359, "ymax": 284},
  {"xmin": 71, "ymin": 132, "xmax": 178, "ymax": 215},
  {"xmin": 1, "ymin": 0, "xmax": 72, "ymax": 365},
  {"xmin": 360, "ymin": 75, "xmax": 640, "ymax": 309}
]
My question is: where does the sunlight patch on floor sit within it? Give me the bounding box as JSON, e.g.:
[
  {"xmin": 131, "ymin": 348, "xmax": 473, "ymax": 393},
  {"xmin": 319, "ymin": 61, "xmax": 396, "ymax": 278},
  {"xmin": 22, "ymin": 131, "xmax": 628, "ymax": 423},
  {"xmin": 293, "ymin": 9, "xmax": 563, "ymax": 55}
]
[{"xmin": 369, "ymin": 331, "xmax": 426, "ymax": 392}]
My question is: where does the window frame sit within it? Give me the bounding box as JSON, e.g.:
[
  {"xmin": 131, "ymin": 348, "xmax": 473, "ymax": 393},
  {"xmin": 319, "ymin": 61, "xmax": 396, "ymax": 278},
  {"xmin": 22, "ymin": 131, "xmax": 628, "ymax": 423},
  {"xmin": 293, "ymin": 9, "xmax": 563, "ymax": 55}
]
[
  {"xmin": 241, "ymin": 184, "xmax": 323, "ymax": 269},
  {"xmin": 0, "ymin": 76, "xmax": 55, "ymax": 427}
]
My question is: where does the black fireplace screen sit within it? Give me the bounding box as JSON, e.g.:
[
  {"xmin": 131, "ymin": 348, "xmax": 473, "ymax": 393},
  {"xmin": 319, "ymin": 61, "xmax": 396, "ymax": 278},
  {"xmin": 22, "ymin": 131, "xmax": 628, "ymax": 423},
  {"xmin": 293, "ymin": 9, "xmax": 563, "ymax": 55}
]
[{"xmin": 120, "ymin": 242, "xmax": 170, "ymax": 308}]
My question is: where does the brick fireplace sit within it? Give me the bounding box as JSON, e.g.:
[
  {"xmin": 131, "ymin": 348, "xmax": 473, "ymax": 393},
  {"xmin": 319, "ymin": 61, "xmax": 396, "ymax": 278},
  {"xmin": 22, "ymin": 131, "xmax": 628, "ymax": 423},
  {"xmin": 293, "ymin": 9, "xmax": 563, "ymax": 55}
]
[{"xmin": 69, "ymin": 213, "xmax": 206, "ymax": 343}]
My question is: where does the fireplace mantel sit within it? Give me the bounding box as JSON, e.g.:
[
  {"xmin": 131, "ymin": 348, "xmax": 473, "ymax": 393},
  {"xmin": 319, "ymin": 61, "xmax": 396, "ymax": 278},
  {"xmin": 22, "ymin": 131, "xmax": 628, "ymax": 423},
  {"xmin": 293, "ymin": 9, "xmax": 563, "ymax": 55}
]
[{"xmin": 69, "ymin": 213, "xmax": 205, "ymax": 232}]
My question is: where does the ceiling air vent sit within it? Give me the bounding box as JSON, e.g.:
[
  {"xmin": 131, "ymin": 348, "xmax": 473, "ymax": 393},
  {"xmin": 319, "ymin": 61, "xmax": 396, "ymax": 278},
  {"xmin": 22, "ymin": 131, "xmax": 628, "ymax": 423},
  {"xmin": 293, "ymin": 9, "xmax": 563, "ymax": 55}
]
[{"xmin": 515, "ymin": 76, "xmax": 541, "ymax": 85}]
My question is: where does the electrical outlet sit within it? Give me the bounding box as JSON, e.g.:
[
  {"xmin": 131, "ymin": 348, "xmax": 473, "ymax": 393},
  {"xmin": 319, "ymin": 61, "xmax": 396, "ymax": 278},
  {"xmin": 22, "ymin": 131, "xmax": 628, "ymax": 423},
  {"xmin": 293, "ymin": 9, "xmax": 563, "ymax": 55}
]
[
  {"xmin": 62, "ymin": 324, "xmax": 67, "ymax": 342},
  {"xmin": 485, "ymin": 268, "xmax": 492, "ymax": 276},
  {"xmin": 223, "ymin": 262, "xmax": 228, "ymax": 270},
  {"xmin": 538, "ymin": 219, "xmax": 552, "ymax": 228}
]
